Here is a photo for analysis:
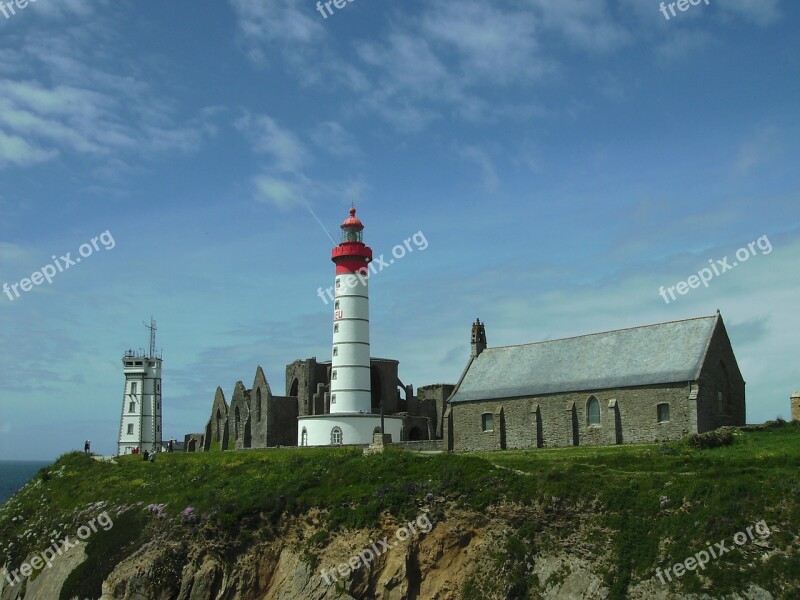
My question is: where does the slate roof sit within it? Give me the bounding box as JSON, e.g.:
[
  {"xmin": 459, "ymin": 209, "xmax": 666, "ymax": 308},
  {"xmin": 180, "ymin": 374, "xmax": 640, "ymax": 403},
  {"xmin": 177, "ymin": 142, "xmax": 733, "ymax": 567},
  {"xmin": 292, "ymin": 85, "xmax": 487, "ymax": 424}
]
[{"xmin": 449, "ymin": 314, "xmax": 720, "ymax": 403}]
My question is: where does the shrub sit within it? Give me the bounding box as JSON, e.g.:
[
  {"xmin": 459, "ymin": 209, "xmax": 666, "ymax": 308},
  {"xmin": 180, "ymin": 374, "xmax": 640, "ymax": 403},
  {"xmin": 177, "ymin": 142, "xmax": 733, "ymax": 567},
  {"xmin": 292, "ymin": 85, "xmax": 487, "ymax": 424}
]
[{"xmin": 685, "ymin": 429, "xmax": 734, "ymax": 449}]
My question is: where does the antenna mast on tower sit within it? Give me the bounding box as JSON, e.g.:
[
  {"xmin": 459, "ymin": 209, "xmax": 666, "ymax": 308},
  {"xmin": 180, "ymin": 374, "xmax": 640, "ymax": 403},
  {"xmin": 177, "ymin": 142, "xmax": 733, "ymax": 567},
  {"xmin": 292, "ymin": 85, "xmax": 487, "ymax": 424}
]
[{"xmin": 144, "ymin": 317, "xmax": 157, "ymax": 359}]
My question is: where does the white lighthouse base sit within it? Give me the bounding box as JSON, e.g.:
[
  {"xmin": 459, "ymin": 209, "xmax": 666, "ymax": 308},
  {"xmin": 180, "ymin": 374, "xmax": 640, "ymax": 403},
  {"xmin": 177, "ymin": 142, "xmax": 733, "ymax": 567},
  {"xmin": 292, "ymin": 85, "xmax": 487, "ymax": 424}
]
[{"xmin": 298, "ymin": 414, "xmax": 403, "ymax": 447}]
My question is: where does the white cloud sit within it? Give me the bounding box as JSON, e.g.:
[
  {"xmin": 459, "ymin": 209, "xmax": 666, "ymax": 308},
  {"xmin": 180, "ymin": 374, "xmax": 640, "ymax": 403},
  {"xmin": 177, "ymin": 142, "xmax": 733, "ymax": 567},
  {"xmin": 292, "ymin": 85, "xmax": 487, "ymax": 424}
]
[
  {"xmin": 253, "ymin": 174, "xmax": 309, "ymax": 210},
  {"xmin": 718, "ymin": 0, "xmax": 782, "ymax": 26},
  {"xmin": 236, "ymin": 113, "xmax": 308, "ymax": 173},
  {"xmin": 228, "ymin": 0, "xmax": 325, "ymax": 64},
  {"xmin": 310, "ymin": 121, "xmax": 361, "ymax": 158},
  {"xmin": 525, "ymin": 0, "xmax": 631, "ymax": 51},
  {"xmin": 735, "ymin": 127, "xmax": 781, "ymax": 175},
  {"xmin": 459, "ymin": 145, "xmax": 499, "ymax": 191},
  {"xmin": 0, "ymin": 130, "xmax": 58, "ymax": 167}
]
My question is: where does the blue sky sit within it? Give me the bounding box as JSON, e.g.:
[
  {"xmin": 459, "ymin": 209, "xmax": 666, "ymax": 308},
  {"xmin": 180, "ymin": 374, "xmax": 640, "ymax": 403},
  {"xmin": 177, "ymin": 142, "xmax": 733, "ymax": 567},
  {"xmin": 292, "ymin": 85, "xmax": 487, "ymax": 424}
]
[{"xmin": 0, "ymin": 0, "xmax": 797, "ymax": 460}]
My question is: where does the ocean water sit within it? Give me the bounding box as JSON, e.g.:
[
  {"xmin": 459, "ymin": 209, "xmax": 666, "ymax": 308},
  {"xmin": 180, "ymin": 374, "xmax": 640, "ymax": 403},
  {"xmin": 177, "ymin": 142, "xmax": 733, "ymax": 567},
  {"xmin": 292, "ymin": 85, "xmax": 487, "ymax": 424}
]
[{"xmin": 0, "ymin": 461, "xmax": 51, "ymax": 505}]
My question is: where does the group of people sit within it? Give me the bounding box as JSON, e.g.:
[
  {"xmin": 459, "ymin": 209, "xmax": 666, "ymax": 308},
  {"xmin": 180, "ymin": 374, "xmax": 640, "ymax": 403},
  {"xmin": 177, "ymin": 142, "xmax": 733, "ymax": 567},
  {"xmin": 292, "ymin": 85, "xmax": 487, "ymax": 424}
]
[{"xmin": 82, "ymin": 439, "xmax": 176, "ymax": 459}]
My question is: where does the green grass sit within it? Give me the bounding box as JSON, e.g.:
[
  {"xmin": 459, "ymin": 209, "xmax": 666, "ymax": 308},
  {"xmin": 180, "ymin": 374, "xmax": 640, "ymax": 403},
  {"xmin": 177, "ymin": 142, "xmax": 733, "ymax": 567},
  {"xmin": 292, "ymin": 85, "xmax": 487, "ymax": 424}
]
[{"xmin": 1, "ymin": 422, "xmax": 798, "ymax": 599}]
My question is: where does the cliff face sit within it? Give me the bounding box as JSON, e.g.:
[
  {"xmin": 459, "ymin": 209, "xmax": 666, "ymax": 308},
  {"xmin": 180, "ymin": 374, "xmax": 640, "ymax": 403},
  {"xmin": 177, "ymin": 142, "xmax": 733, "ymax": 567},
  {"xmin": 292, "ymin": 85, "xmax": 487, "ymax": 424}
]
[{"xmin": 1, "ymin": 504, "xmax": 779, "ymax": 600}]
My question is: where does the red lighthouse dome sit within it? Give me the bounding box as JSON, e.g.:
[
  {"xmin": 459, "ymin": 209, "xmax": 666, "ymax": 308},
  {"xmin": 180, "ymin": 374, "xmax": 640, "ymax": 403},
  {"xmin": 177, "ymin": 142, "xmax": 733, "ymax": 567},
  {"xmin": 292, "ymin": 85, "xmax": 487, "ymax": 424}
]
[{"xmin": 340, "ymin": 207, "xmax": 364, "ymax": 231}]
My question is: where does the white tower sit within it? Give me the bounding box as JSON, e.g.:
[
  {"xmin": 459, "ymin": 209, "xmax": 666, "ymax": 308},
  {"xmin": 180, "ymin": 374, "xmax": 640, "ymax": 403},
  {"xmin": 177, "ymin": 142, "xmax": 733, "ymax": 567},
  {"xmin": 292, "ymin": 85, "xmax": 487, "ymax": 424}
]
[
  {"xmin": 117, "ymin": 319, "xmax": 163, "ymax": 455},
  {"xmin": 330, "ymin": 207, "xmax": 373, "ymax": 414},
  {"xmin": 298, "ymin": 208, "xmax": 403, "ymax": 446}
]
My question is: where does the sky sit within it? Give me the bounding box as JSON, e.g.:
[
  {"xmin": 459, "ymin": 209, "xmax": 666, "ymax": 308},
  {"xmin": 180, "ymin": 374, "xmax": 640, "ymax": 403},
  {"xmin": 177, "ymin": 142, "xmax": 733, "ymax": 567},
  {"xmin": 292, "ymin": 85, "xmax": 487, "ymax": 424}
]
[{"xmin": 0, "ymin": 0, "xmax": 797, "ymax": 460}]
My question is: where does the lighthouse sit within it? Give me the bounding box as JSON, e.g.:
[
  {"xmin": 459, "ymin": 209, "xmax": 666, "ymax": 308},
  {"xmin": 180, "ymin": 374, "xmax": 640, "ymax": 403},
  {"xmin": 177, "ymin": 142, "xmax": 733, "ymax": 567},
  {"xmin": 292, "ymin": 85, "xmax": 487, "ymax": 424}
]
[
  {"xmin": 298, "ymin": 208, "xmax": 403, "ymax": 446},
  {"xmin": 330, "ymin": 207, "xmax": 373, "ymax": 415}
]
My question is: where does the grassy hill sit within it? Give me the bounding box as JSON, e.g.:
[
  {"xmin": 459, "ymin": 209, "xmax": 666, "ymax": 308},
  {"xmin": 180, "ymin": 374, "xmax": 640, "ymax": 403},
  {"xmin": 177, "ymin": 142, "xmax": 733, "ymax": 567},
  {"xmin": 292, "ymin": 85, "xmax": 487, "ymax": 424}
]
[{"xmin": 1, "ymin": 421, "xmax": 798, "ymax": 599}]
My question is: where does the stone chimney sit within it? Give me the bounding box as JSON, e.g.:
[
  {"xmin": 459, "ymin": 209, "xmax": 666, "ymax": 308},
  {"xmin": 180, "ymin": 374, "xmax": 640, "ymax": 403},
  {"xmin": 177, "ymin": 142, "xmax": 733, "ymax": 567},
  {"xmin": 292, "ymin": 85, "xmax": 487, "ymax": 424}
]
[{"xmin": 471, "ymin": 318, "xmax": 487, "ymax": 358}]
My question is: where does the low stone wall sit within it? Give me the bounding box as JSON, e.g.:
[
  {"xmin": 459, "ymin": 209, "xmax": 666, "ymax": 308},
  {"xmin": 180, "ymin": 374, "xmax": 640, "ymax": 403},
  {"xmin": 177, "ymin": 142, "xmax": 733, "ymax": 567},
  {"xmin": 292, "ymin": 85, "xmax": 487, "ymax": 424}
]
[{"xmin": 394, "ymin": 440, "xmax": 444, "ymax": 452}]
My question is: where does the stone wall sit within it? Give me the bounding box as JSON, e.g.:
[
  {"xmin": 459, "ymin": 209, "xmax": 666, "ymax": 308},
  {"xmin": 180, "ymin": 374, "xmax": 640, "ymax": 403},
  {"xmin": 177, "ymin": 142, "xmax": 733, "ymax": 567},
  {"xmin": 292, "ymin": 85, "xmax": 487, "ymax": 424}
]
[
  {"xmin": 250, "ymin": 367, "xmax": 271, "ymax": 448},
  {"xmin": 184, "ymin": 433, "xmax": 204, "ymax": 452},
  {"xmin": 228, "ymin": 381, "xmax": 252, "ymax": 450},
  {"xmin": 394, "ymin": 439, "xmax": 444, "ymax": 452},
  {"xmin": 203, "ymin": 387, "xmax": 229, "ymax": 451},
  {"xmin": 370, "ymin": 359, "xmax": 401, "ymax": 414},
  {"xmin": 792, "ymin": 392, "xmax": 800, "ymax": 422},
  {"xmin": 696, "ymin": 322, "xmax": 747, "ymax": 431},
  {"xmin": 285, "ymin": 359, "xmax": 329, "ymax": 417},
  {"xmin": 417, "ymin": 384, "xmax": 455, "ymax": 438},
  {"xmin": 269, "ymin": 396, "xmax": 299, "ymax": 446},
  {"xmin": 449, "ymin": 382, "xmax": 697, "ymax": 452},
  {"xmin": 400, "ymin": 415, "xmax": 432, "ymax": 441}
]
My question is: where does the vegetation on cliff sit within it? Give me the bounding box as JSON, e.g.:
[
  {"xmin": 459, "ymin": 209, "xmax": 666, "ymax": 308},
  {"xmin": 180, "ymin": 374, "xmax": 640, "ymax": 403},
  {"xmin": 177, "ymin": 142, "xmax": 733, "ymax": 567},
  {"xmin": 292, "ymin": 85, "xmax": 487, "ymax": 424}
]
[{"xmin": 1, "ymin": 421, "xmax": 798, "ymax": 599}]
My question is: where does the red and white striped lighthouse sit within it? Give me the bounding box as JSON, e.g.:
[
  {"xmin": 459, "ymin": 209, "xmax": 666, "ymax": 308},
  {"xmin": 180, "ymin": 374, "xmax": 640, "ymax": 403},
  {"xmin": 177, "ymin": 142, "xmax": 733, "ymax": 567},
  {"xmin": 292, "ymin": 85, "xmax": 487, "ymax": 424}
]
[
  {"xmin": 297, "ymin": 207, "xmax": 403, "ymax": 447},
  {"xmin": 330, "ymin": 208, "xmax": 373, "ymax": 414}
]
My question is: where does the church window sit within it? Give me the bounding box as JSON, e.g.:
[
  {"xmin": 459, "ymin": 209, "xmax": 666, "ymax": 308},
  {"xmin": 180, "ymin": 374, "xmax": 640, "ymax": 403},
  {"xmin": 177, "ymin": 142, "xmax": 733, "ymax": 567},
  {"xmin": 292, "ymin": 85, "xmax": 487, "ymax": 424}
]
[
  {"xmin": 481, "ymin": 413, "xmax": 494, "ymax": 432},
  {"xmin": 331, "ymin": 426, "xmax": 343, "ymax": 445},
  {"xmin": 127, "ymin": 424, "xmax": 134, "ymax": 435},
  {"xmin": 257, "ymin": 388, "xmax": 262, "ymax": 422},
  {"xmin": 587, "ymin": 396, "xmax": 601, "ymax": 427},
  {"xmin": 657, "ymin": 403, "xmax": 670, "ymax": 423}
]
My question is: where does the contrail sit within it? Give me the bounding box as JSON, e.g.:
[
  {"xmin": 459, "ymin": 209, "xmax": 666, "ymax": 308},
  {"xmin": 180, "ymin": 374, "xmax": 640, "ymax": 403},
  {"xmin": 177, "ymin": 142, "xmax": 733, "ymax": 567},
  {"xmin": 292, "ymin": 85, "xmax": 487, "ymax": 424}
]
[{"xmin": 304, "ymin": 202, "xmax": 337, "ymax": 246}]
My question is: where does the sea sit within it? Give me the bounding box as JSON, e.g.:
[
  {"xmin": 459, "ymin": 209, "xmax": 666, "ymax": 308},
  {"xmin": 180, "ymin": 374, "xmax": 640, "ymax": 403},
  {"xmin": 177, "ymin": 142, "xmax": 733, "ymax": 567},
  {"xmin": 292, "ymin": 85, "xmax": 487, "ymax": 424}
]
[{"xmin": 0, "ymin": 461, "xmax": 51, "ymax": 505}]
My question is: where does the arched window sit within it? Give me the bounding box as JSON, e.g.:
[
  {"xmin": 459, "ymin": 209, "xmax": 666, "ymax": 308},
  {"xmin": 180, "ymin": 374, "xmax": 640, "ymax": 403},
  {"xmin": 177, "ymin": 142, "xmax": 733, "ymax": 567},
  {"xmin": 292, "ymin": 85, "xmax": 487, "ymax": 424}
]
[
  {"xmin": 331, "ymin": 426, "xmax": 343, "ymax": 445},
  {"xmin": 481, "ymin": 413, "xmax": 494, "ymax": 432},
  {"xmin": 289, "ymin": 378, "xmax": 299, "ymax": 397},
  {"xmin": 235, "ymin": 405, "xmax": 241, "ymax": 439},
  {"xmin": 587, "ymin": 396, "xmax": 601, "ymax": 427},
  {"xmin": 657, "ymin": 403, "xmax": 670, "ymax": 423},
  {"xmin": 256, "ymin": 388, "xmax": 262, "ymax": 422},
  {"xmin": 301, "ymin": 427, "xmax": 308, "ymax": 446}
]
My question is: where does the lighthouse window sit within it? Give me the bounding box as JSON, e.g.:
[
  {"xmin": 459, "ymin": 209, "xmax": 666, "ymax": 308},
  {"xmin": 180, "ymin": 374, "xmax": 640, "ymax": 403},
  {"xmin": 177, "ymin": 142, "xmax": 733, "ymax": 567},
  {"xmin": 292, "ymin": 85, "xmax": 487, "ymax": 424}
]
[
  {"xmin": 333, "ymin": 347, "xmax": 338, "ymax": 356},
  {"xmin": 332, "ymin": 370, "xmax": 337, "ymax": 380},
  {"xmin": 331, "ymin": 394, "xmax": 336, "ymax": 404},
  {"xmin": 336, "ymin": 279, "xmax": 341, "ymax": 288},
  {"xmin": 127, "ymin": 424, "xmax": 134, "ymax": 435},
  {"xmin": 335, "ymin": 300, "xmax": 340, "ymax": 310},
  {"xmin": 334, "ymin": 324, "xmax": 339, "ymax": 333},
  {"xmin": 331, "ymin": 427, "xmax": 343, "ymax": 445},
  {"xmin": 129, "ymin": 402, "xmax": 135, "ymax": 412},
  {"xmin": 131, "ymin": 382, "xmax": 138, "ymax": 394}
]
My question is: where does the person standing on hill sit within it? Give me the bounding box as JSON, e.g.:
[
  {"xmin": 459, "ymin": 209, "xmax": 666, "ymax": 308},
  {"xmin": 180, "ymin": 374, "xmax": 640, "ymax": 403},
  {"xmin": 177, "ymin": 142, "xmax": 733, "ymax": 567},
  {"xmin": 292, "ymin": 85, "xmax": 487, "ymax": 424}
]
[{"xmin": 84, "ymin": 440, "xmax": 91, "ymax": 455}]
